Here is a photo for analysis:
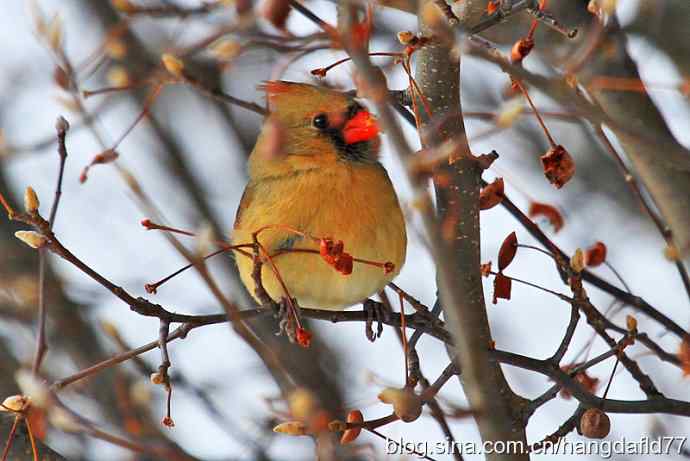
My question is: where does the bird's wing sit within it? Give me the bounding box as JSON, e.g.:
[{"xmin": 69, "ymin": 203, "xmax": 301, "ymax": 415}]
[
  {"xmin": 233, "ymin": 182, "xmax": 304, "ymax": 252},
  {"xmin": 275, "ymin": 234, "xmax": 302, "ymax": 251},
  {"xmin": 233, "ymin": 183, "xmax": 255, "ymax": 230}
]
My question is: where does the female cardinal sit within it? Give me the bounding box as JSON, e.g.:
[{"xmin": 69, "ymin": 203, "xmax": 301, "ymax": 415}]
[{"xmin": 232, "ymin": 81, "xmax": 406, "ymax": 310}]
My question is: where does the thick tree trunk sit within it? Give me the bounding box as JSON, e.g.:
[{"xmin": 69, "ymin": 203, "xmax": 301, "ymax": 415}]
[
  {"xmin": 578, "ymin": 19, "xmax": 690, "ymax": 257},
  {"xmin": 414, "ymin": 18, "xmax": 530, "ymax": 461}
]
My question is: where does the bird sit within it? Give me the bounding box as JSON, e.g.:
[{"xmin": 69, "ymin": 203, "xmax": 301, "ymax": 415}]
[{"xmin": 231, "ymin": 81, "xmax": 407, "ymax": 311}]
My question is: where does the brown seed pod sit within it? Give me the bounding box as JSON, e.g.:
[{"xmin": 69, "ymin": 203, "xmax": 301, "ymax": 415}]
[{"xmin": 579, "ymin": 408, "xmax": 610, "ymax": 439}]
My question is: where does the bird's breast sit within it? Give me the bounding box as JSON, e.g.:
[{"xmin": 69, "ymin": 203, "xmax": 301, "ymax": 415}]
[{"xmin": 232, "ymin": 162, "xmax": 407, "ymax": 309}]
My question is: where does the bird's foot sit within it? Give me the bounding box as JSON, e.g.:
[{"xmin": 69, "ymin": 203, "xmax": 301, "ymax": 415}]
[
  {"xmin": 275, "ymin": 297, "xmax": 302, "ymax": 344},
  {"xmin": 363, "ymin": 299, "xmax": 389, "ymax": 342},
  {"xmin": 274, "ymin": 297, "xmax": 292, "ymax": 338},
  {"xmin": 272, "ymin": 297, "xmax": 286, "ymax": 320}
]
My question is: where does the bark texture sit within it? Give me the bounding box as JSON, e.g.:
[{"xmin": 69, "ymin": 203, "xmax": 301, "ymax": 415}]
[
  {"xmin": 578, "ymin": 19, "xmax": 690, "ymax": 256},
  {"xmin": 414, "ymin": 14, "xmax": 529, "ymax": 461}
]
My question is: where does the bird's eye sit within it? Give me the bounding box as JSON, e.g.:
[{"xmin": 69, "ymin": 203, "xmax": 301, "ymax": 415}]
[{"xmin": 312, "ymin": 113, "xmax": 328, "ymax": 129}]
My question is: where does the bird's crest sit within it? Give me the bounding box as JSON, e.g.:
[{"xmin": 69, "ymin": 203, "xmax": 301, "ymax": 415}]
[{"xmin": 258, "ymin": 80, "xmax": 351, "ymax": 115}]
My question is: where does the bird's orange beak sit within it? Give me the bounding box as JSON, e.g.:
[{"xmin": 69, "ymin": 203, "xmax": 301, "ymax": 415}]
[{"xmin": 342, "ymin": 110, "xmax": 379, "ymax": 145}]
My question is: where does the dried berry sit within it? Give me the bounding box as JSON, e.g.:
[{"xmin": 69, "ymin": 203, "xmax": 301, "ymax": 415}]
[
  {"xmin": 541, "ymin": 145, "xmax": 575, "ymax": 189},
  {"xmin": 579, "ymin": 408, "xmax": 610, "ymax": 439}
]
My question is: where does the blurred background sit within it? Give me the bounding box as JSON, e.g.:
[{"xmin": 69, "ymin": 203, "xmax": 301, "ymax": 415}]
[{"xmin": 0, "ymin": 0, "xmax": 689, "ymax": 459}]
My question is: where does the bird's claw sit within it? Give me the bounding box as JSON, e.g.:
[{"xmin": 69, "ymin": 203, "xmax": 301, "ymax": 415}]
[
  {"xmin": 274, "ymin": 297, "xmax": 305, "ymax": 345},
  {"xmin": 274, "ymin": 298, "xmax": 292, "ymax": 340},
  {"xmin": 363, "ymin": 299, "xmax": 388, "ymax": 342},
  {"xmin": 272, "ymin": 298, "xmax": 286, "ymax": 320}
]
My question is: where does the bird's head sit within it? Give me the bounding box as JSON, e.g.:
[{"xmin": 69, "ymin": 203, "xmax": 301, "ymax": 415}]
[{"xmin": 249, "ymin": 81, "xmax": 381, "ymax": 179}]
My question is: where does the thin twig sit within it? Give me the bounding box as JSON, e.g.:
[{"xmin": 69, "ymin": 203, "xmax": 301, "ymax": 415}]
[
  {"xmin": 396, "ymin": 103, "xmax": 685, "ymax": 341},
  {"xmin": 32, "ymin": 116, "xmax": 70, "ymax": 375},
  {"xmin": 157, "ymin": 319, "xmax": 174, "ymax": 426},
  {"xmin": 529, "ymin": 407, "xmax": 582, "ymax": 452},
  {"xmin": 288, "ymin": 0, "xmax": 331, "ymax": 30},
  {"xmin": 489, "ymin": 270, "xmax": 572, "ymax": 301},
  {"xmin": 524, "ymin": 335, "xmax": 631, "ymax": 418},
  {"xmin": 420, "ymin": 363, "xmax": 459, "ymax": 403},
  {"xmin": 47, "ymin": 117, "xmax": 69, "ymax": 229},
  {"xmin": 0, "ymin": 416, "xmax": 20, "ymax": 461},
  {"xmin": 419, "ymin": 373, "xmax": 464, "ymax": 461},
  {"xmin": 117, "ymin": 1, "xmax": 222, "ymax": 18},
  {"xmin": 494, "ymin": 349, "xmax": 690, "ymax": 415},
  {"xmin": 600, "ymin": 357, "xmax": 621, "ymax": 403},
  {"xmin": 52, "ymin": 320, "xmax": 223, "ymax": 390},
  {"xmin": 23, "ymin": 415, "xmax": 39, "ymax": 461},
  {"xmin": 550, "ymin": 303, "xmax": 580, "ymax": 364},
  {"xmin": 595, "ymin": 127, "xmax": 690, "ymax": 301}
]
